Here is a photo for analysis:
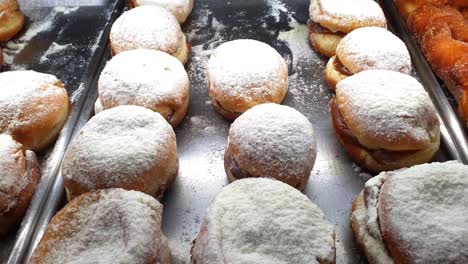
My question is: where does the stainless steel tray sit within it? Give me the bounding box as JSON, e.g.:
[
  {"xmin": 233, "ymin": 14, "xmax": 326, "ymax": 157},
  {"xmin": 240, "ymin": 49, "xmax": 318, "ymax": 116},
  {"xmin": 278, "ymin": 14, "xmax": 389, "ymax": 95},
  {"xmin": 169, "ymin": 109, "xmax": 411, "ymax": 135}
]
[
  {"xmin": 2, "ymin": 0, "xmax": 464, "ymax": 264},
  {"xmin": 0, "ymin": 1, "xmax": 124, "ymax": 263}
]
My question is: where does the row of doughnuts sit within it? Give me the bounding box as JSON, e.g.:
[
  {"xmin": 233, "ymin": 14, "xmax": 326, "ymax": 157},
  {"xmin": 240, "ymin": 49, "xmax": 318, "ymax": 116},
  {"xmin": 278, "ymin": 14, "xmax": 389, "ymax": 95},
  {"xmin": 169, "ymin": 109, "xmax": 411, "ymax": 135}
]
[{"xmin": 309, "ymin": 0, "xmax": 441, "ymax": 173}]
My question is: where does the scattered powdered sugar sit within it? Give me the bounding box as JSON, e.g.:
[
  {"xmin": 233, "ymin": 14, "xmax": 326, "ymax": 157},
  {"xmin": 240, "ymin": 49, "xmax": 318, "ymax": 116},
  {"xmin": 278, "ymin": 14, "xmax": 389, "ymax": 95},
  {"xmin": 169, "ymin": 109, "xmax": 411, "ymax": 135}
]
[
  {"xmin": 39, "ymin": 42, "xmax": 72, "ymax": 63},
  {"xmin": 97, "ymin": 49, "xmax": 189, "ymax": 112},
  {"xmin": 336, "ymin": 27, "xmax": 411, "ymax": 74},
  {"xmin": 336, "ymin": 70, "xmax": 438, "ymax": 149},
  {"xmin": 352, "ymin": 163, "xmax": 372, "ymax": 181},
  {"xmin": 278, "ymin": 18, "xmax": 314, "ymax": 67},
  {"xmin": 208, "ymin": 39, "xmax": 288, "ymax": 111},
  {"xmin": 0, "ymin": 71, "xmax": 65, "ymax": 132},
  {"xmin": 266, "ymin": 0, "xmax": 288, "ymax": 22},
  {"xmin": 33, "ymin": 189, "xmax": 169, "ymax": 264},
  {"xmin": 229, "ymin": 103, "xmax": 316, "ymax": 178},
  {"xmin": 309, "ymin": 0, "xmax": 386, "ymax": 32},
  {"xmin": 52, "ymin": 6, "xmax": 79, "ymax": 15},
  {"xmin": 62, "ymin": 105, "xmax": 176, "ymax": 189},
  {"xmin": 110, "ymin": 6, "xmax": 184, "ymax": 54},
  {"xmin": 363, "ymin": 161, "xmax": 468, "ymax": 263},
  {"xmin": 192, "ymin": 178, "xmax": 335, "ymax": 263}
]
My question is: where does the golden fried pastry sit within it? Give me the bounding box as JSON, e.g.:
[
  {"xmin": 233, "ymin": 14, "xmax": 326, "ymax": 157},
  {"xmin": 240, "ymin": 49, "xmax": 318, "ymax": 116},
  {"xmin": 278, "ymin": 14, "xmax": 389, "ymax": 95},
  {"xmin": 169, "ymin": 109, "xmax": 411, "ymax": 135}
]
[
  {"xmin": 95, "ymin": 49, "xmax": 189, "ymax": 127},
  {"xmin": 0, "ymin": 71, "xmax": 70, "ymax": 152},
  {"xmin": 62, "ymin": 105, "xmax": 178, "ymax": 201},
  {"xmin": 0, "ymin": 0, "xmax": 24, "ymax": 42},
  {"xmin": 109, "ymin": 6, "xmax": 190, "ymax": 64},
  {"xmin": 308, "ymin": 0, "xmax": 386, "ymax": 57},
  {"xmin": 207, "ymin": 39, "xmax": 288, "ymax": 120},
  {"xmin": 351, "ymin": 161, "xmax": 468, "ymax": 264},
  {"xmin": 331, "ymin": 70, "xmax": 440, "ymax": 172},
  {"xmin": 191, "ymin": 178, "xmax": 336, "ymax": 264},
  {"xmin": 326, "ymin": 27, "xmax": 411, "ymax": 90},
  {"xmin": 30, "ymin": 188, "xmax": 171, "ymax": 264},
  {"xmin": 0, "ymin": 134, "xmax": 40, "ymax": 235},
  {"xmin": 128, "ymin": 0, "xmax": 194, "ymax": 24},
  {"xmin": 225, "ymin": 103, "xmax": 316, "ymax": 190}
]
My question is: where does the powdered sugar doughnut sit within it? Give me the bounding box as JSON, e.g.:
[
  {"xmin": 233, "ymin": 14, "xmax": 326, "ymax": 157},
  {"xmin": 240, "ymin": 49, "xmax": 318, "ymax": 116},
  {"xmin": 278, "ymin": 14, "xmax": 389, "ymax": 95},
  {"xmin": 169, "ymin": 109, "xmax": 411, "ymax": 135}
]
[
  {"xmin": 191, "ymin": 178, "xmax": 336, "ymax": 264},
  {"xmin": 0, "ymin": 134, "xmax": 40, "ymax": 234},
  {"xmin": 62, "ymin": 105, "xmax": 178, "ymax": 201},
  {"xmin": 96, "ymin": 49, "xmax": 189, "ymax": 127},
  {"xmin": 129, "ymin": 0, "xmax": 194, "ymax": 24},
  {"xmin": 30, "ymin": 188, "xmax": 171, "ymax": 264},
  {"xmin": 109, "ymin": 6, "xmax": 190, "ymax": 64},
  {"xmin": 308, "ymin": 0, "xmax": 386, "ymax": 57},
  {"xmin": 225, "ymin": 103, "xmax": 316, "ymax": 190},
  {"xmin": 0, "ymin": 0, "xmax": 24, "ymax": 42},
  {"xmin": 331, "ymin": 70, "xmax": 440, "ymax": 172},
  {"xmin": 351, "ymin": 161, "xmax": 468, "ymax": 264},
  {"xmin": 0, "ymin": 70, "xmax": 70, "ymax": 152},
  {"xmin": 207, "ymin": 39, "xmax": 288, "ymax": 120},
  {"xmin": 326, "ymin": 27, "xmax": 411, "ymax": 90}
]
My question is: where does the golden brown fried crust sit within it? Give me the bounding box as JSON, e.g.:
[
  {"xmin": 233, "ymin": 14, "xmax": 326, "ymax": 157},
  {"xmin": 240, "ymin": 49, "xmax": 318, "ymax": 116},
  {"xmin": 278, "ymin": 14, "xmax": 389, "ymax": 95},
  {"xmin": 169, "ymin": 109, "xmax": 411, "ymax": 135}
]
[
  {"xmin": 325, "ymin": 56, "xmax": 351, "ymax": 90},
  {"xmin": 330, "ymin": 98, "xmax": 439, "ymax": 173},
  {"xmin": 0, "ymin": 0, "xmax": 24, "ymax": 42},
  {"xmin": 308, "ymin": 21, "xmax": 345, "ymax": 58},
  {"xmin": 0, "ymin": 147, "xmax": 40, "ymax": 235}
]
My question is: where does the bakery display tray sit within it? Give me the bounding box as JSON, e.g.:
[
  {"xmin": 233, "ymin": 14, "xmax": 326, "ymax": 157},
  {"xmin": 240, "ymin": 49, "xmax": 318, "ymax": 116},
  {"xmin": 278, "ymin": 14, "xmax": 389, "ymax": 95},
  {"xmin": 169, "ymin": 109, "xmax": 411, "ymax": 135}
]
[
  {"xmin": 1, "ymin": 0, "xmax": 465, "ymax": 263},
  {"xmin": 0, "ymin": 0, "xmax": 125, "ymax": 263}
]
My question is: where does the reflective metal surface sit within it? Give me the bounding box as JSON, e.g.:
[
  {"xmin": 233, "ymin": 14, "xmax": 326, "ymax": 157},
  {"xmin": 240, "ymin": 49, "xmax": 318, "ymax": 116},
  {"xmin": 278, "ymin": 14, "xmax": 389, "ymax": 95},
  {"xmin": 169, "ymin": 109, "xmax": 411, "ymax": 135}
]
[
  {"xmin": 0, "ymin": 1, "xmax": 124, "ymax": 263},
  {"xmin": 2, "ymin": 0, "xmax": 461, "ymax": 264}
]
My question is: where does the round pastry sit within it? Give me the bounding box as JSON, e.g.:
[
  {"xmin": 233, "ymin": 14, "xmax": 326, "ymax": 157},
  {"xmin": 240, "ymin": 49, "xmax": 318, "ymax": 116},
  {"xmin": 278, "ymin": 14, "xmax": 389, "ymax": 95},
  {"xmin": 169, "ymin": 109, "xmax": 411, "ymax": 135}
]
[
  {"xmin": 30, "ymin": 188, "xmax": 171, "ymax": 264},
  {"xmin": 308, "ymin": 0, "xmax": 386, "ymax": 57},
  {"xmin": 95, "ymin": 49, "xmax": 190, "ymax": 127},
  {"xmin": 191, "ymin": 178, "xmax": 336, "ymax": 264},
  {"xmin": 350, "ymin": 161, "xmax": 468, "ymax": 264},
  {"xmin": 128, "ymin": 0, "xmax": 194, "ymax": 24},
  {"xmin": 331, "ymin": 70, "xmax": 440, "ymax": 173},
  {"xmin": 110, "ymin": 5, "xmax": 190, "ymax": 64},
  {"xmin": 207, "ymin": 39, "xmax": 288, "ymax": 120},
  {"xmin": 0, "ymin": 0, "xmax": 24, "ymax": 42},
  {"xmin": 225, "ymin": 103, "xmax": 316, "ymax": 190},
  {"xmin": 62, "ymin": 105, "xmax": 178, "ymax": 201},
  {"xmin": 0, "ymin": 70, "xmax": 70, "ymax": 152},
  {"xmin": 0, "ymin": 134, "xmax": 40, "ymax": 235},
  {"xmin": 325, "ymin": 27, "xmax": 411, "ymax": 90}
]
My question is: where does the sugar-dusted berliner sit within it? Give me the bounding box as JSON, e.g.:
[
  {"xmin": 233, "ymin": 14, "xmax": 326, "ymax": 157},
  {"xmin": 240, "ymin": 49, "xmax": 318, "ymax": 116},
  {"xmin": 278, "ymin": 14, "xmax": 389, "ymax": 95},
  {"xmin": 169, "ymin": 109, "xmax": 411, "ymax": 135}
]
[
  {"xmin": 207, "ymin": 39, "xmax": 288, "ymax": 120},
  {"xmin": 62, "ymin": 105, "xmax": 178, "ymax": 201},
  {"xmin": 325, "ymin": 27, "xmax": 411, "ymax": 90},
  {"xmin": 128, "ymin": 0, "xmax": 194, "ymax": 24},
  {"xmin": 225, "ymin": 103, "xmax": 316, "ymax": 190},
  {"xmin": 0, "ymin": 71, "xmax": 70, "ymax": 152},
  {"xmin": 191, "ymin": 178, "xmax": 336, "ymax": 264},
  {"xmin": 110, "ymin": 6, "xmax": 190, "ymax": 64},
  {"xmin": 30, "ymin": 188, "xmax": 171, "ymax": 264},
  {"xmin": 95, "ymin": 49, "xmax": 189, "ymax": 127},
  {"xmin": 0, "ymin": 0, "xmax": 24, "ymax": 42},
  {"xmin": 330, "ymin": 70, "xmax": 440, "ymax": 173},
  {"xmin": 308, "ymin": 0, "xmax": 386, "ymax": 57},
  {"xmin": 0, "ymin": 135, "xmax": 40, "ymax": 235},
  {"xmin": 350, "ymin": 161, "xmax": 468, "ymax": 264}
]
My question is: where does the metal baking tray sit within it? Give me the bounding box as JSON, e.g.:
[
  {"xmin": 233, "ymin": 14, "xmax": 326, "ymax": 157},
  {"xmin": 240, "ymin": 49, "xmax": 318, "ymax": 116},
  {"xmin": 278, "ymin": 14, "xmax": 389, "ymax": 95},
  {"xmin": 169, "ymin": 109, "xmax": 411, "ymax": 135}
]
[
  {"xmin": 0, "ymin": 1, "xmax": 125, "ymax": 263},
  {"xmin": 2, "ymin": 0, "xmax": 464, "ymax": 263}
]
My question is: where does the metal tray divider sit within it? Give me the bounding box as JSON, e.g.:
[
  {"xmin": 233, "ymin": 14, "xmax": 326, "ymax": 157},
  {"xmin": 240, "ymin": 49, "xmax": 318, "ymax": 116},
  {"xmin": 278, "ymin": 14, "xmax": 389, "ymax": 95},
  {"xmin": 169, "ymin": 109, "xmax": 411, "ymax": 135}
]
[
  {"xmin": 6, "ymin": 2, "xmax": 124, "ymax": 263},
  {"xmin": 379, "ymin": 0, "xmax": 468, "ymax": 164}
]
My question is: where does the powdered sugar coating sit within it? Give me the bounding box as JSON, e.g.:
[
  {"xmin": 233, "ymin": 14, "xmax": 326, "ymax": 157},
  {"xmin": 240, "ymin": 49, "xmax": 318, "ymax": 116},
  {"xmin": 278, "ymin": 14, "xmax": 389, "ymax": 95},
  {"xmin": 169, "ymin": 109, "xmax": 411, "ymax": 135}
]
[
  {"xmin": 0, "ymin": 70, "xmax": 64, "ymax": 135},
  {"xmin": 229, "ymin": 103, "xmax": 316, "ymax": 179},
  {"xmin": 309, "ymin": 0, "xmax": 386, "ymax": 33},
  {"xmin": 379, "ymin": 161, "xmax": 468, "ymax": 263},
  {"xmin": 336, "ymin": 27, "xmax": 411, "ymax": 74},
  {"xmin": 62, "ymin": 105, "xmax": 176, "ymax": 190},
  {"xmin": 336, "ymin": 70, "xmax": 438, "ymax": 150},
  {"xmin": 110, "ymin": 6, "xmax": 185, "ymax": 55},
  {"xmin": 32, "ymin": 189, "xmax": 169, "ymax": 264},
  {"xmin": 193, "ymin": 178, "xmax": 335, "ymax": 264},
  {"xmin": 134, "ymin": 0, "xmax": 193, "ymax": 23},
  {"xmin": 97, "ymin": 49, "xmax": 189, "ymax": 114},
  {"xmin": 208, "ymin": 39, "xmax": 288, "ymax": 113}
]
